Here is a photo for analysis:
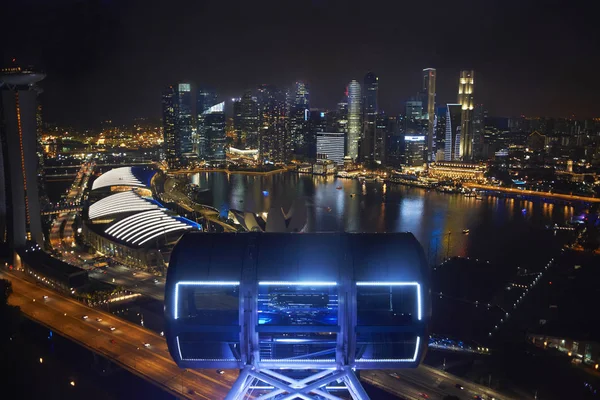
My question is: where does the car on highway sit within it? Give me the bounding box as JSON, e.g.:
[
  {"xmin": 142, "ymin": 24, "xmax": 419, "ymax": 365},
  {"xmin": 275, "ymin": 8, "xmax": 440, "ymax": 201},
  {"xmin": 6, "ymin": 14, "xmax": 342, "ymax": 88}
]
[
  {"xmin": 455, "ymin": 383, "xmax": 464, "ymax": 390},
  {"xmin": 143, "ymin": 343, "xmax": 150, "ymax": 348},
  {"xmin": 473, "ymin": 396, "xmax": 483, "ymax": 400},
  {"xmin": 418, "ymin": 393, "xmax": 429, "ymax": 399},
  {"xmin": 153, "ymin": 278, "xmax": 159, "ymax": 284},
  {"xmin": 43, "ymin": 295, "xmax": 49, "ymax": 299},
  {"xmin": 389, "ymin": 372, "xmax": 399, "ymax": 378},
  {"xmin": 110, "ymin": 339, "xmax": 116, "ymax": 344},
  {"xmin": 96, "ymin": 317, "xmax": 102, "ymax": 322},
  {"xmin": 217, "ymin": 370, "xmax": 225, "ymax": 375},
  {"xmin": 109, "ymin": 326, "xmax": 116, "ymax": 331},
  {"xmin": 82, "ymin": 315, "xmax": 88, "ymax": 320}
]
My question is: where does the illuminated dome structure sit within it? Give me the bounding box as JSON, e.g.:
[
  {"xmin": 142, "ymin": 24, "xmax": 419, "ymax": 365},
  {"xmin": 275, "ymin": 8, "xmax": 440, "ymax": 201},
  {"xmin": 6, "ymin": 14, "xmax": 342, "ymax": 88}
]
[{"xmin": 164, "ymin": 232, "xmax": 430, "ymax": 400}]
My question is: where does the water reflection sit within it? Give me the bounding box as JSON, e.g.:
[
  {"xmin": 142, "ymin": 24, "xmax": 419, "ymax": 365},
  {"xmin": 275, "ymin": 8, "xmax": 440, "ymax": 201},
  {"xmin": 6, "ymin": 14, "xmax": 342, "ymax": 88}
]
[{"xmin": 185, "ymin": 172, "xmax": 576, "ymax": 266}]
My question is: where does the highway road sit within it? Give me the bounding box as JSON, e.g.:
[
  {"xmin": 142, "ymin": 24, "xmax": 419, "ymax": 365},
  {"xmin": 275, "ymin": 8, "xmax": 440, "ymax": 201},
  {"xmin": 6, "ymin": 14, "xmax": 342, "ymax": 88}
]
[
  {"xmin": 89, "ymin": 265, "xmax": 165, "ymax": 301},
  {"xmin": 365, "ymin": 365, "xmax": 526, "ymax": 400},
  {"xmin": 1, "ymin": 269, "xmax": 234, "ymax": 400},
  {"xmin": 3, "ymin": 267, "xmax": 530, "ymax": 400}
]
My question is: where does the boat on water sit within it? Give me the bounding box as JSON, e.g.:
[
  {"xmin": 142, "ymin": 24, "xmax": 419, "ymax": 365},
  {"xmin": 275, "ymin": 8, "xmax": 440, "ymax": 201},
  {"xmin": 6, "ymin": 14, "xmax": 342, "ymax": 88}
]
[
  {"xmin": 475, "ymin": 195, "xmax": 483, "ymax": 200},
  {"xmin": 336, "ymin": 186, "xmax": 343, "ymax": 190},
  {"xmin": 462, "ymin": 229, "xmax": 470, "ymax": 234}
]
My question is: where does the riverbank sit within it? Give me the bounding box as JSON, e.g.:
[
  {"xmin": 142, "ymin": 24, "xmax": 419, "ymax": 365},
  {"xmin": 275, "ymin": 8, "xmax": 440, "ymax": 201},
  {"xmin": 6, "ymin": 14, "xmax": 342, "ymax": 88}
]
[
  {"xmin": 464, "ymin": 183, "xmax": 600, "ymax": 203},
  {"xmin": 169, "ymin": 166, "xmax": 288, "ymax": 176}
]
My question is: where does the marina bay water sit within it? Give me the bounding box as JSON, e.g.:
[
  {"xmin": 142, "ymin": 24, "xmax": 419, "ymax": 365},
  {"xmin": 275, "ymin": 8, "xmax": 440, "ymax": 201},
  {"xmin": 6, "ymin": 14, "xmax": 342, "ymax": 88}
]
[{"xmin": 189, "ymin": 171, "xmax": 575, "ymax": 267}]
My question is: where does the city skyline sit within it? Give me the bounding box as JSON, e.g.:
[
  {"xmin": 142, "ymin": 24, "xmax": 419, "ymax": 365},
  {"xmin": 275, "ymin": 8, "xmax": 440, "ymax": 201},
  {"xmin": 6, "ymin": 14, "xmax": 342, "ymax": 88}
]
[{"xmin": 3, "ymin": 1, "xmax": 598, "ymax": 127}]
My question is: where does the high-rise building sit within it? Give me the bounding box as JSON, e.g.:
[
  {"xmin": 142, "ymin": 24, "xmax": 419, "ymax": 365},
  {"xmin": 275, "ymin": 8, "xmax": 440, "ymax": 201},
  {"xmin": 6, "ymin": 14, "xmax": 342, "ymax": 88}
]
[
  {"xmin": 239, "ymin": 91, "xmax": 259, "ymax": 149},
  {"xmin": 472, "ymin": 104, "xmax": 485, "ymax": 160},
  {"xmin": 334, "ymin": 99, "xmax": 348, "ymax": 134},
  {"xmin": 434, "ymin": 106, "xmax": 447, "ymax": 161},
  {"xmin": 444, "ymin": 104, "xmax": 462, "ymax": 161},
  {"xmin": 422, "ymin": 68, "xmax": 436, "ymax": 161},
  {"xmin": 404, "ymin": 100, "xmax": 425, "ymax": 135},
  {"xmin": 289, "ymin": 82, "xmax": 310, "ymax": 156},
  {"xmin": 404, "ymin": 135, "xmax": 426, "ymax": 167},
  {"xmin": 457, "ymin": 70, "xmax": 475, "ymax": 160},
  {"xmin": 257, "ymin": 85, "xmax": 289, "ymax": 163},
  {"xmin": 202, "ymin": 102, "xmax": 226, "ymax": 162},
  {"xmin": 374, "ymin": 113, "xmax": 387, "ymax": 164},
  {"xmin": 196, "ymin": 87, "xmax": 217, "ymax": 159},
  {"xmin": 346, "ymin": 80, "xmax": 361, "ymax": 160},
  {"xmin": 316, "ymin": 132, "xmax": 345, "ymax": 165},
  {"xmin": 232, "ymin": 97, "xmax": 243, "ymax": 147},
  {"xmin": 162, "ymin": 83, "xmax": 193, "ymax": 168},
  {"xmin": 0, "ymin": 66, "xmax": 46, "ymax": 248},
  {"xmin": 361, "ymin": 72, "xmax": 378, "ymax": 161}
]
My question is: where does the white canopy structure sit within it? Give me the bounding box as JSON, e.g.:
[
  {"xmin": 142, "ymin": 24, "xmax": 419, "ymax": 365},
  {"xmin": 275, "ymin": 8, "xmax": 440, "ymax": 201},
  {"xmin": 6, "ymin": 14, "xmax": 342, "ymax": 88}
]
[
  {"xmin": 87, "ymin": 191, "xmax": 160, "ymax": 220},
  {"xmin": 105, "ymin": 210, "xmax": 193, "ymax": 246},
  {"xmin": 91, "ymin": 167, "xmax": 146, "ymax": 190}
]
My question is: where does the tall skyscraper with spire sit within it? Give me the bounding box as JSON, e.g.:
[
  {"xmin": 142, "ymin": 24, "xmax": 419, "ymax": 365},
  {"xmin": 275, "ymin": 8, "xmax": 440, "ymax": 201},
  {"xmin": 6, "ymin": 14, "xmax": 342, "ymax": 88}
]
[
  {"xmin": 362, "ymin": 72, "xmax": 378, "ymax": 161},
  {"xmin": 422, "ymin": 68, "xmax": 436, "ymax": 161},
  {"xmin": 457, "ymin": 70, "xmax": 475, "ymax": 160},
  {"xmin": 346, "ymin": 80, "xmax": 361, "ymax": 160},
  {"xmin": 0, "ymin": 65, "xmax": 46, "ymax": 249}
]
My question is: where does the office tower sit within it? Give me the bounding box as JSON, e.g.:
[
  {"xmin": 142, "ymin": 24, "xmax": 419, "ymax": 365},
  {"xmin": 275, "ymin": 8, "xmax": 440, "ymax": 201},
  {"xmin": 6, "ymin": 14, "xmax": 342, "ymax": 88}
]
[
  {"xmin": 472, "ymin": 104, "xmax": 485, "ymax": 159},
  {"xmin": 232, "ymin": 97, "xmax": 242, "ymax": 147},
  {"xmin": 289, "ymin": 82, "xmax": 310, "ymax": 156},
  {"xmin": 434, "ymin": 106, "xmax": 447, "ymax": 161},
  {"xmin": 374, "ymin": 113, "xmax": 387, "ymax": 164},
  {"xmin": 422, "ymin": 68, "xmax": 436, "ymax": 161},
  {"xmin": 346, "ymin": 80, "xmax": 361, "ymax": 160},
  {"xmin": 0, "ymin": 66, "xmax": 46, "ymax": 248},
  {"xmin": 404, "ymin": 135, "xmax": 425, "ymax": 167},
  {"xmin": 457, "ymin": 70, "xmax": 475, "ymax": 160},
  {"xmin": 257, "ymin": 84, "xmax": 288, "ymax": 163},
  {"xmin": 334, "ymin": 99, "xmax": 348, "ymax": 134},
  {"xmin": 202, "ymin": 102, "xmax": 226, "ymax": 162},
  {"xmin": 162, "ymin": 83, "xmax": 193, "ymax": 168},
  {"xmin": 316, "ymin": 132, "xmax": 345, "ymax": 165},
  {"xmin": 239, "ymin": 91, "xmax": 259, "ymax": 149},
  {"xmin": 196, "ymin": 87, "xmax": 217, "ymax": 159},
  {"xmin": 405, "ymin": 100, "xmax": 425, "ymax": 135},
  {"xmin": 361, "ymin": 72, "xmax": 378, "ymax": 161},
  {"xmin": 444, "ymin": 104, "xmax": 462, "ymax": 161}
]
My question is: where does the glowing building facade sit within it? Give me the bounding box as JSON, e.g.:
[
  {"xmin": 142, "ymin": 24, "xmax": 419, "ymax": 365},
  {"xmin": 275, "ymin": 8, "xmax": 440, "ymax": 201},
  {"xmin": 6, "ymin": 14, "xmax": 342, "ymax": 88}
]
[
  {"xmin": 444, "ymin": 104, "xmax": 462, "ymax": 161},
  {"xmin": 422, "ymin": 68, "xmax": 436, "ymax": 161},
  {"xmin": 361, "ymin": 72, "xmax": 378, "ymax": 161},
  {"xmin": 346, "ymin": 80, "xmax": 361, "ymax": 160},
  {"xmin": 162, "ymin": 83, "xmax": 194, "ymax": 169},
  {"xmin": 457, "ymin": 70, "xmax": 475, "ymax": 160}
]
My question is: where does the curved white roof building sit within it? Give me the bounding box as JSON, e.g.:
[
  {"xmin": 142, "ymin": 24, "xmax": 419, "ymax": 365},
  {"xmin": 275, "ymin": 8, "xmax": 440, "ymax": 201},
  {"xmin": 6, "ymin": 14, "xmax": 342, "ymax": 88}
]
[
  {"xmin": 87, "ymin": 190, "xmax": 161, "ymax": 220},
  {"xmin": 105, "ymin": 210, "xmax": 194, "ymax": 246},
  {"xmin": 91, "ymin": 167, "xmax": 146, "ymax": 190}
]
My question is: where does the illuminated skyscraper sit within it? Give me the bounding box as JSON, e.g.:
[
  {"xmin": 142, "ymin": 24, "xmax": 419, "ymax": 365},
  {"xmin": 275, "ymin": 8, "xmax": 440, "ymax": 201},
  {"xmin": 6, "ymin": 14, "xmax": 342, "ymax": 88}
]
[
  {"xmin": 361, "ymin": 72, "xmax": 378, "ymax": 161},
  {"xmin": 346, "ymin": 80, "xmax": 361, "ymax": 160},
  {"xmin": 472, "ymin": 104, "xmax": 485, "ymax": 160},
  {"xmin": 457, "ymin": 70, "xmax": 475, "ymax": 160},
  {"xmin": 202, "ymin": 102, "xmax": 226, "ymax": 162},
  {"xmin": 257, "ymin": 84, "xmax": 288, "ymax": 163},
  {"xmin": 422, "ymin": 68, "xmax": 436, "ymax": 161},
  {"xmin": 196, "ymin": 87, "xmax": 217, "ymax": 159},
  {"xmin": 0, "ymin": 66, "xmax": 46, "ymax": 248},
  {"xmin": 444, "ymin": 104, "xmax": 462, "ymax": 161},
  {"xmin": 162, "ymin": 83, "xmax": 193, "ymax": 168},
  {"xmin": 290, "ymin": 81, "xmax": 310, "ymax": 156},
  {"xmin": 239, "ymin": 91, "xmax": 259, "ymax": 149}
]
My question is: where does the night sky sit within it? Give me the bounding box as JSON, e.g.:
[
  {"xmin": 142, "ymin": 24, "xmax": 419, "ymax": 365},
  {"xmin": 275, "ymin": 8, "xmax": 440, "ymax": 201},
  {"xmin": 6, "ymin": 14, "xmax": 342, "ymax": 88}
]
[{"xmin": 3, "ymin": 0, "xmax": 598, "ymax": 127}]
